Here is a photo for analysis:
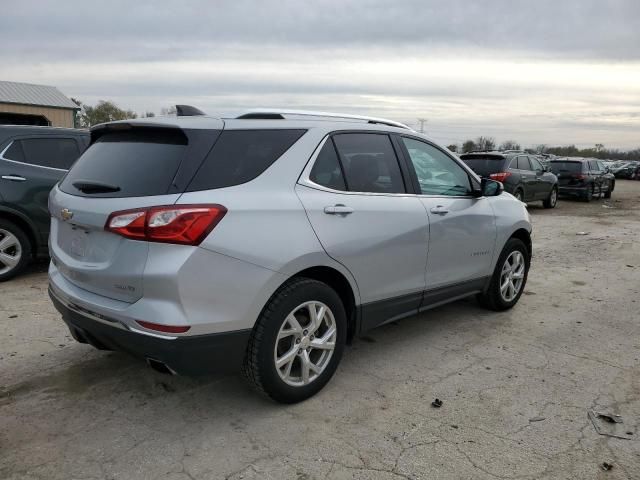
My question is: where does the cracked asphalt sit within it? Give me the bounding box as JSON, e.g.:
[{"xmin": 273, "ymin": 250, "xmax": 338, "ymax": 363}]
[{"xmin": 1, "ymin": 181, "xmax": 639, "ymax": 480}]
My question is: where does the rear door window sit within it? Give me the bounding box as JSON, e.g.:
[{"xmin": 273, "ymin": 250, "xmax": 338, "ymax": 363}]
[
  {"xmin": 6, "ymin": 138, "xmax": 80, "ymax": 170},
  {"xmin": 332, "ymin": 133, "xmax": 405, "ymax": 194},
  {"xmin": 516, "ymin": 156, "xmax": 532, "ymax": 170},
  {"xmin": 309, "ymin": 139, "xmax": 347, "ymax": 191},
  {"xmin": 2, "ymin": 141, "xmax": 25, "ymax": 162},
  {"xmin": 60, "ymin": 128, "xmax": 189, "ymax": 197},
  {"xmin": 187, "ymin": 129, "xmax": 306, "ymax": 191}
]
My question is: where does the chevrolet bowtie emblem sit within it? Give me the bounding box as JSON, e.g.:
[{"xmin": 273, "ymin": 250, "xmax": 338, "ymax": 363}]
[{"xmin": 61, "ymin": 208, "xmax": 74, "ymax": 221}]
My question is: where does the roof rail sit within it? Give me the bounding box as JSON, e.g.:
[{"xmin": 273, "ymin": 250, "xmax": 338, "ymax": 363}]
[
  {"xmin": 176, "ymin": 105, "xmax": 206, "ymax": 117},
  {"xmin": 235, "ymin": 109, "xmax": 413, "ymax": 130}
]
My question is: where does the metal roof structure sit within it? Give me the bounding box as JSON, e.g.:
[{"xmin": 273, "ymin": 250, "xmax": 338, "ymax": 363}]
[{"xmin": 0, "ymin": 81, "xmax": 79, "ymax": 110}]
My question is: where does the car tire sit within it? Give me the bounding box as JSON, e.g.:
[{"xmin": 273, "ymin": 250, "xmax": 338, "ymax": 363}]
[
  {"xmin": 0, "ymin": 219, "xmax": 31, "ymax": 282},
  {"xmin": 513, "ymin": 188, "xmax": 524, "ymax": 202},
  {"xmin": 543, "ymin": 186, "xmax": 558, "ymax": 208},
  {"xmin": 604, "ymin": 182, "xmax": 613, "ymax": 199},
  {"xmin": 243, "ymin": 277, "xmax": 347, "ymax": 403},
  {"xmin": 477, "ymin": 237, "xmax": 529, "ymax": 311}
]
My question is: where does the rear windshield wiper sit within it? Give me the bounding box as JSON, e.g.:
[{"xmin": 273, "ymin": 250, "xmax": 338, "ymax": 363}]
[{"xmin": 72, "ymin": 180, "xmax": 121, "ymax": 194}]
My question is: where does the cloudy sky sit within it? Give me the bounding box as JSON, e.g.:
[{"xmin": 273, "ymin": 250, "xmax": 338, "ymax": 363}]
[{"xmin": 2, "ymin": 0, "xmax": 639, "ymax": 149}]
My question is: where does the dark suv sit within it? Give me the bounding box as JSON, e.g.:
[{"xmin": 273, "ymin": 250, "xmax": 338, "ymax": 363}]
[
  {"xmin": 0, "ymin": 126, "xmax": 89, "ymax": 280},
  {"xmin": 460, "ymin": 152, "xmax": 558, "ymax": 208},
  {"xmin": 548, "ymin": 158, "xmax": 615, "ymax": 201}
]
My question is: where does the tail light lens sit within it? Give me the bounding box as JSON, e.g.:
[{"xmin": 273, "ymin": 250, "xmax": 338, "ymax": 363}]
[
  {"xmin": 490, "ymin": 172, "xmax": 512, "ymax": 183},
  {"xmin": 135, "ymin": 320, "xmax": 191, "ymax": 334},
  {"xmin": 106, "ymin": 204, "xmax": 227, "ymax": 245},
  {"xmin": 573, "ymin": 174, "xmax": 586, "ymax": 180}
]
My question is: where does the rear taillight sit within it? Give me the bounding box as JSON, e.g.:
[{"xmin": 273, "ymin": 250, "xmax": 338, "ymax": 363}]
[
  {"xmin": 489, "ymin": 172, "xmax": 512, "ymax": 182},
  {"xmin": 106, "ymin": 204, "xmax": 227, "ymax": 245},
  {"xmin": 573, "ymin": 174, "xmax": 586, "ymax": 180}
]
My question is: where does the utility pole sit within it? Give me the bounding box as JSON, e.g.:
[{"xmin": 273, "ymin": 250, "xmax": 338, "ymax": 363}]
[{"xmin": 417, "ymin": 118, "xmax": 427, "ymax": 133}]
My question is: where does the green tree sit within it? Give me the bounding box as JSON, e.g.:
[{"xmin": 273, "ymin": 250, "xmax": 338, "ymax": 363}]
[{"xmin": 75, "ymin": 100, "xmax": 137, "ymax": 127}]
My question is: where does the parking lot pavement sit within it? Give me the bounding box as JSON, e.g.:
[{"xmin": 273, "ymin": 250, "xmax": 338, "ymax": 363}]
[{"xmin": 1, "ymin": 182, "xmax": 639, "ymax": 480}]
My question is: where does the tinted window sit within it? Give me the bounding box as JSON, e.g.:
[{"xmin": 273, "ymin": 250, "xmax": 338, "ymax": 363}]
[
  {"xmin": 309, "ymin": 139, "xmax": 346, "ymax": 191},
  {"xmin": 589, "ymin": 161, "xmax": 600, "ymax": 171},
  {"xmin": 2, "ymin": 141, "xmax": 25, "ymax": 162},
  {"xmin": 460, "ymin": 155, "xmax": 507, "ymax": 176},
  {"xmin": 12, "ymin": 138, "xmax": 80, "ymax": 170},
  {"xmin": 188, "ymin": 129, "xmax": 306, "ymax": 191},
  {"xmin": 60, "ymin": 129, "xmax": 188, "ymax": 197},
  {"xmin": 549, "ymin": 161, "xmax": 582, "ymax": 173},
  {"xmin": 332, "ymin": 133, "xmax": 405, "ymax": 193},
  {"xmin": 516, "ymin": 156, "xmax": 531, "ymax": 170},
  {"xmin": 402, "ymin": 137, "xmax": 471, "ymax": 196}
]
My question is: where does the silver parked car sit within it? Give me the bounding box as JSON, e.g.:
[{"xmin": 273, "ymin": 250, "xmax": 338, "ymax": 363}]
[{"xmin": 48, "ymin": 108, "xmax": 532, "ymax": 403}]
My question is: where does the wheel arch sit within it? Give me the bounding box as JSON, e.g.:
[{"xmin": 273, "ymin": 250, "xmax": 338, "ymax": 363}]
[
  {"xmin": 286, "ymin": 265, "xmax": 359, "ymax": 344},
  {"xmin": 0, "ymin": 207, "xmax": 38, "ymax": 256},
  {"xmin": 509, "ymin": 228, "xmax": 532, "ymax": 261}
]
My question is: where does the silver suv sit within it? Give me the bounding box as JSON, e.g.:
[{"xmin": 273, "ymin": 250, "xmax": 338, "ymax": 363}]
[{"xmin": 48, "ymin": 108, "xmax": 532, "ymax": 403}]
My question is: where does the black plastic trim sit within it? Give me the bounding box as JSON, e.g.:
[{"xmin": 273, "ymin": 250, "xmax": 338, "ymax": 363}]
[
  {"xmin": 49, "ymin": 288, "xmax": 251, "ymax": 375},
  {"xmin": 358, "ymin": 277, "xmax": 491, "ymax": 334}
]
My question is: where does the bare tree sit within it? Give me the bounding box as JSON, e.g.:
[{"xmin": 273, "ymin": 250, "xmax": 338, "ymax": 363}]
[
  {"xmin": 462, "ymin": 140, "xmax": 476, "ymax": 153},
  {"xmin": 447, "ymin": 144, "xmax": 458, "ymax": 153},
  {"xmin": 475, "ymin": 136, "xmax": 496, "ymax": 151},
  {"xmin": 500, "ymin": 140, "xmax": 521, "ymax": 151}
]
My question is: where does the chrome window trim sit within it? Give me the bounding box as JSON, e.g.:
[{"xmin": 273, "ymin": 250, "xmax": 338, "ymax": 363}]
[
  {"xmin": 0, "ymin": 139, "xmax": 70, "ymax": 172},
  {"xmin": 298, "ymin": 135, "xmax": 477, "ymax": 200}
]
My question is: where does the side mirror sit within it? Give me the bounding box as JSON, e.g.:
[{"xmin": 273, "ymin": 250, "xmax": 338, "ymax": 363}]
[{"xmin": 480, "ymin": 178, "xmax": 504, "ymax": 197}]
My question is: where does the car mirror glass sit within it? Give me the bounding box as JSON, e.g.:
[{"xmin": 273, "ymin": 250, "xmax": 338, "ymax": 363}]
[{"xmin": 481, "ymin": 178, "xmax": 503, "ymax": 197}]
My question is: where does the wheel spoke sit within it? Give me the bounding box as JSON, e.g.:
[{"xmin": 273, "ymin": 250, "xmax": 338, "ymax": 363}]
[
  {"xmin": 286, "ymin": 314, "xmax": 303, "ymax": 333},
  {"xmin": 276, "ymin": 346, "xmax": 298, "ymax": 369},
  {"xmin": 0, "ymin": 252, "xmax": 18, "ymax": 268},
  {"xmin": 300, "ymin": 350, "xmax": 311, "ymax": 384},
  {"xmin": 0, "ymin": 233, "xmax": 17, "ymax": 252}
]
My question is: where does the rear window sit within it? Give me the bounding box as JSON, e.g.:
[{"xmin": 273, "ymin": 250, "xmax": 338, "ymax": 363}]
[
  {"xmin": 549, "ymin": 161, "xmax": 582, "ymax": 173},
  {"xmin": 60, "ymin": 129, "xmax": 188, "ymax": 197},
  {"xmin": 460, "ymin": 155, "xmax": 506, "ymax": 174},
  {"xmin": 186, "ymin": 129, "xmax": 306, "ymax": 191}
]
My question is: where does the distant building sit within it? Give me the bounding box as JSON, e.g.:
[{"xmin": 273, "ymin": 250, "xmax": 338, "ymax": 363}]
[{"xmin": 0, "ymin": 81, "xmax": 79, "ymax": 128}]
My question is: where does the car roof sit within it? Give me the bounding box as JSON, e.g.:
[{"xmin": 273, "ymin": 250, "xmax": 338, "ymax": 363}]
[{"xmin": 93, "ymin": 108, "xmax": 415, "ymax": 135}]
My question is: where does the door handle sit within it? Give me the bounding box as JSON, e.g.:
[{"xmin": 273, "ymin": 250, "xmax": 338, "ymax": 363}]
[
  {"xmin": 324, "ymin": 204, "xmax": 354, "ymax": 215},
  {"xmin": 430, "ymin": 205, "xmax": 449, "ymax": 215},
  {"xmin": 1, "ymin": 175, "xmax": 26, "ymax": 182}
]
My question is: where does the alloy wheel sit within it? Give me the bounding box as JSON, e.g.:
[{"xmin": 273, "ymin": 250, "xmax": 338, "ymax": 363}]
[
  {"xmin": 274, "ymin": 301, "xmax": 337, "ymax": 387},
  {"xmin": 499, "ymin": 251, "xmax": 525, "ymax": 302},
  {"xmin": 550, "ymin": 189, "xmax": 557, "ymax": 206},
  {"xmin": 0, "ymin": 228, "xmax": 22, "ymax": 275}
]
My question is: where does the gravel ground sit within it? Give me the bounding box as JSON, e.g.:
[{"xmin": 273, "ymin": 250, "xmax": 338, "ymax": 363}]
[{"xmin": 1, "ymin": 181, "xmax": 639, "ymax": 480}]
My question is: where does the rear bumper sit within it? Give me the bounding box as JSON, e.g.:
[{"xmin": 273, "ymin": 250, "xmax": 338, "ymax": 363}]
[
  {"xmin": 558, "ymin": 185, "xmax": 588, "ymax": 196},
  {"xmin": 49, "ymin": 286, "xmax": 251, "ymax": 375}
]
